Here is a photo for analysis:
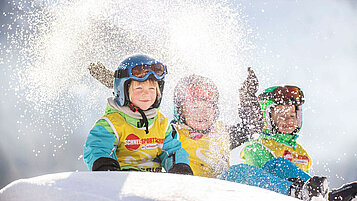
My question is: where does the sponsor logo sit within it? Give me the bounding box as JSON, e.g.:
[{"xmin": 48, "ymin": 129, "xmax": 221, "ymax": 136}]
[
  {"xmin": 283, "ymin": 150, "xmax": 309, "ymax": 165},
  {"xmin": 141, "ymin": 138, "xmax": 164, "ymax": 144},
  {"xmin": 140, "ymin": 137, "xmax": 164, "ymax": 150},
  {"xmin": 141, "ymin": 143, "xmax": 159, "ymax": 150},
  {"xmin": 125, "ymin": 134, "xmax": 141, "ymax": 150},
  {"xmin": 124, "ymin": 134, "xmax": 164, "ymax": 151},
  {"xmin": 293, "ymin": 159, "xmax": 309, "ymax": 165},
  {"xmin": 144, "ymin": 167, "xmax": 162, "ymax": 172}
]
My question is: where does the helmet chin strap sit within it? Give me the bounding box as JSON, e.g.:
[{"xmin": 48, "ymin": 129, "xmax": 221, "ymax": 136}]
[{"xmin": 128, "ymin": 103, "xmax": 149, "ymax": 134}]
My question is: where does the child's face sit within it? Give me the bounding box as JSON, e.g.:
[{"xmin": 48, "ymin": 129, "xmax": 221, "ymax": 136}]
[
  {"xmin": 182, "ymin": 100, "xmax": 216, "ymax": 131},
  {"xmin": 271, "ymin": 104, "xmax": 298, "ymax": 134},
  {"xmin": 129, "ymin": 80, "xmax": 157, "ymax": 111}
]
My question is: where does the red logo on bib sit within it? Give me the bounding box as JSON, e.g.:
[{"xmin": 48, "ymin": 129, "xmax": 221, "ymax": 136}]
[
  {"xmin": 124, "ymin": 134, "xmax": 141, "ymax": 150},
  {"xmin": 283, "ymin": 150, "xmax": 309, "ymax": 165}
]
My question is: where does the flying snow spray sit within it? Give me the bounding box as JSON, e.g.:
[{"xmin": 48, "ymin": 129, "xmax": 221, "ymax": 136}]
[{"xmin": 2, "ymin": 0, "xmax": 256, "ymax": 155}]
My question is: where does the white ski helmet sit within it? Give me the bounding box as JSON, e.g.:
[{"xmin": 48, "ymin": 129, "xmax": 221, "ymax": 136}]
[{"xmin": 173, "ymin": 74, "xmax": 219, "ymax": 129}]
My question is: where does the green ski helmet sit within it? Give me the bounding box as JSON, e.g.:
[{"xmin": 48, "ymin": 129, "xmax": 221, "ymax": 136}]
[{"xmin": 258, "ymin": 85, "xmax": 305, "ymax": 135}]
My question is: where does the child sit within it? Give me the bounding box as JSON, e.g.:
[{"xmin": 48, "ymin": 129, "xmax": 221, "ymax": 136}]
[
  {"xmin": 221, "ymin": 85, "xmax": 330, "ymax": 200},
  {"xmin": 223, "ymin": 85, "xmax": 356, "ymax": 201},
  {"xmin": 83, "ymin": 54, "xmax": 193, "ymax": 174},
  {"xmin": 171, "ymin": 74, "xmax": 230, "ymax": 178},
  {"xmin": 170, "ymin": 70, "xmax": 268, "ymax": 178},
  {"xmin": 240, "ymin": 85, "xmax": 309, "ymax": 171}
]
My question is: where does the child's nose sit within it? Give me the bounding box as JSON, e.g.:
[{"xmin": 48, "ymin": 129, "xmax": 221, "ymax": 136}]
[
  {"xmin": 142, "ymin": 89, "xmax": 150, "ymax": 95},
  {"xmin": 286, "ymin": 117, "xmax": 296, "ymax": 123}
]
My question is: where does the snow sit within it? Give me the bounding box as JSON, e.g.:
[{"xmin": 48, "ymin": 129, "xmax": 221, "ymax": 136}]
[{"xmin": 0, "ymin": 171, "xmax": 299, "ymax": 201}]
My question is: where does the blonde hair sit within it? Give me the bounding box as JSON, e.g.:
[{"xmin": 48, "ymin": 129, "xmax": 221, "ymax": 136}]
[{"xmin": 128, "ymin": 79, "xmax": 161, "ymax": 102}]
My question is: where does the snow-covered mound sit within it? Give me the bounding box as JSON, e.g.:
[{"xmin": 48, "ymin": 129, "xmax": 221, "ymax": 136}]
[{"xmin": 0, "ymin": 171, "xmax": 298, "ymax": 201}]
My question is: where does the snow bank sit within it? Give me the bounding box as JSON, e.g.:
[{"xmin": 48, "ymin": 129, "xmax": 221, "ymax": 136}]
[{"xmin": 0, "ymin": 171, "xmax": 298, "ymax": 201}]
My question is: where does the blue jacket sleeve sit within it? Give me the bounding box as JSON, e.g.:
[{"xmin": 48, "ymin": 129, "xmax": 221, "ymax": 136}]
[
  {"xmin": 159, "ymin": 127, "xmax": 190, "ymax": 172},
  {"xmin": 83, "ymin": 119, "xmax": 118, "ymax": 170}
]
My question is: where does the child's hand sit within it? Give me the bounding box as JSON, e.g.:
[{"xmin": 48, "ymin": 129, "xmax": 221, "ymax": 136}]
[
  {"xmin": 88, "ymin": 62, "xmax": 114, "ymax": 89},
  {"xmin": 168, "ymin": 163, "xmax": 194, "ymax": 175},
  {"xmin": 92, "ymin": 157, "xmax": 121, "ymax": 171},
  {"xmin": 239, "ymin": 67, "xmax": 259, "ymax": 95},
  {"xmin": 238, "ymin": 67, "xmax": 260, "ymax": 108}
]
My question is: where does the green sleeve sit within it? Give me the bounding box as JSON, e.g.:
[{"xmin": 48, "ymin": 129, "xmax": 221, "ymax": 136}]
[
  {"xmin": 243, "ymin": 143, "xmax": 274, "ymax": 168},
  {"xmin": 165, "ymin": 123, "xmax": 173, "ymax": 137}
]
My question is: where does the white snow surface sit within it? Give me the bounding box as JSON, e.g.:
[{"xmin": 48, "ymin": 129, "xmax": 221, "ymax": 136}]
[{"xmin": 0, "ymin": 171, "xmax": 299, "ymax": 201}]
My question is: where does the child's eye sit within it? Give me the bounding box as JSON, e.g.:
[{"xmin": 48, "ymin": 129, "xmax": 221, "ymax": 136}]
[
  {"xmin": 277, "ymin": 115, "xmax": 285, "ymax": 120},
  {"xmin": 207, "ymin": 105, "xmax": 214, "ymax": 110}
]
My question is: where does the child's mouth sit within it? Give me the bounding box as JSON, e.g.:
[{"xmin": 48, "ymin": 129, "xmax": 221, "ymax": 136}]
[{"xmin": 198, "ymin": 119, "xmax": 208, "ymax": 123}]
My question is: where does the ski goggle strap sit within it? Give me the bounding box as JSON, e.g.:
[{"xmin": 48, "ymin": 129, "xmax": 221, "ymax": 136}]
[
  {"xmin": 184, "ymin": 84, "xmax": 216, "ymax": 102},
  {"xmin": 114, "ymin": 63, "xmax": 167, "ymax": 80},
  {"xmin": 259, "ymin": 85, "xmax": 305, "ymax": 105}
]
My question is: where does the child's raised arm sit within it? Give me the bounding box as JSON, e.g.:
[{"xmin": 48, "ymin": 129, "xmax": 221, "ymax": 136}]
[
  {"xmin": 229, "ymin": 67, "xmax": 264, "ymax": 149},
  {"xmin": 238, "ymin": 67, "xmax": 264, "ymax": 134},
  {"xmin": 88, "ymin": 62, "xmax": 114, "ymax": 88}
]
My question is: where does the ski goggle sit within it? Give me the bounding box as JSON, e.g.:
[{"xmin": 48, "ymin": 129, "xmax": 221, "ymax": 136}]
[
  {"xmin": 185, "ymin": 84, "xmax": 216, "ymax": 102},
  {"xmin": 259, "ymin": 85, "xmax": 305, "ymax": 105},
  {"xmin": 114, "ymin": 63, "xmax": 167, "ymax": 81}
]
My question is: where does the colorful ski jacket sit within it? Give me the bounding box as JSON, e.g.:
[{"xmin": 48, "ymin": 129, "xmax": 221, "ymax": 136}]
[
  {"xmin": 172, "ymin": 121, "xmax": 230, "ymax": 178},
  {"xmin": 240, "ymin": 133, "xmax": 311, "ymax": 172},
  {"xmin": 84, "ymin": 101, "xmax": 190, "ymax": 172}
]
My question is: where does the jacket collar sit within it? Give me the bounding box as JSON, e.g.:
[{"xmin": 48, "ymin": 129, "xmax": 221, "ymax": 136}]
[
  {"xmin": 107, "ymin": 97, "xmax": 158, "ymax": 119},
  {"xmin": 105, "ymin": 97, "xmax": 158, "ymax": 127}
]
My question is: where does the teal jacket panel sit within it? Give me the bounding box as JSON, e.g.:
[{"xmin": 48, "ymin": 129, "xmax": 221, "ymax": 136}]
[{"xmin": 83, "ymin": 120, "xmax": 117, "ymax": 170}]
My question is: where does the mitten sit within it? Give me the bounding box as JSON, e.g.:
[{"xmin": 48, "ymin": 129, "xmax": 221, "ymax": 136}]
[
  {"xmin": 92, "ymin": 157, "xmax": 121, "ymax": 171},
  {"xmin": 168, "ymin": 163, "xmax": 193, "ymax": 175},
  {"xmin": 88, "ymin": 62, "xmax": 114, "ymax": 88},
  {"xmin": 329, "ymin": 181, "xmax": 357, "ymax": 201},
  {"xmin": 238, "ymin": 67, "xmax": 264, "ymax": 135}
]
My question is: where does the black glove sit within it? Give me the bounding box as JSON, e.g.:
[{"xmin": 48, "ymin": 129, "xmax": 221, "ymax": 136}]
[
  {"xmin": 238, "ymin": 67, "xmax": 264, "ymax": 135},
  {"xmin": 88, "ymin": 62, "xmax": 114, "ymax": 89},
  {"xmin": 239, "ymin": 67, "xmax": 259, "ymax": 96},
  {"xmin": 329, "ymin": 181, "xmax": 357, "ymax": 201},
  {"xmin": 92, "ymin": 157, "xmax": 121, "ymax": 171},
  {"xmin": 288, "ymin": 177, "xmax": 306, "ymax": 199},
  {"xmin": 168, "ymin": 163, "xmax": 193, "ymax": 175}
]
